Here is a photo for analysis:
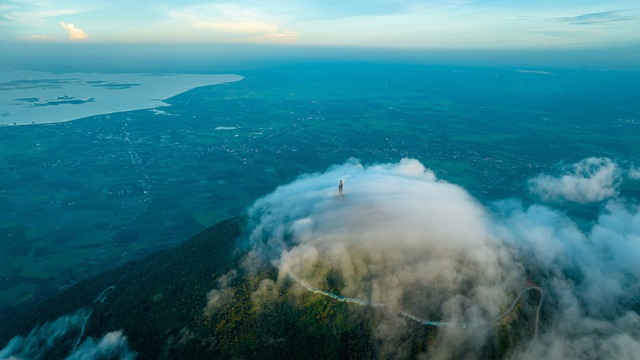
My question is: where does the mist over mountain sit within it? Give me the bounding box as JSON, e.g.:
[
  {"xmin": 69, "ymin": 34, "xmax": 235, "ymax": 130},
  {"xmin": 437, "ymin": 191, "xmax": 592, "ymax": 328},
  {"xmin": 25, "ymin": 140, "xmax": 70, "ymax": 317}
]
[
  {"xmin": 2, "ymin": 157, "xmax": 639, "ymax": 359},
  {"xmin": 2, "ymin": 1, "xmax": 639, "ymax": 358}
]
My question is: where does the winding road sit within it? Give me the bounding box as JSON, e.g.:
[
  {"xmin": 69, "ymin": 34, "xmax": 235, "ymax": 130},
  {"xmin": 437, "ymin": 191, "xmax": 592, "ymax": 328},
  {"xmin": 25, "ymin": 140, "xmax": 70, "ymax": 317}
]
[{"xmin": 288, "ymin": 271, "xmax": 543, "ymax": 337}]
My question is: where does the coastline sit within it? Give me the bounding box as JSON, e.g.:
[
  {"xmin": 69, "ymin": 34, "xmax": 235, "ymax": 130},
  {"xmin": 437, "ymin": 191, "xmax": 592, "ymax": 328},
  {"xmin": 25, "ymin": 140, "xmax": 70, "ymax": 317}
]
[{"xmin": 0, "ymin": 71, "xmax": 244, "ymax": 126}]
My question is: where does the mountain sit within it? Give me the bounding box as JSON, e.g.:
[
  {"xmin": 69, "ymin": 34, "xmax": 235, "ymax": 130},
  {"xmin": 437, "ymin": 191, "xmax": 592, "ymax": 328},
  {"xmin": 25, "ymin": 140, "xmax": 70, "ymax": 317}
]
[{"xmin": 0, "ymin": 215, "xmax": 537, "ymax": 359}]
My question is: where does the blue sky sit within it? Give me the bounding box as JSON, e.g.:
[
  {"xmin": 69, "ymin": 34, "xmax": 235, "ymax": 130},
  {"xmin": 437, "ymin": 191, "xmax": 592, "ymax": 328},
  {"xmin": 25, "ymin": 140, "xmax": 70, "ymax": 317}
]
[{"xmin": 1, "ymin": 0, "xmax": 639, "ymax": 49}]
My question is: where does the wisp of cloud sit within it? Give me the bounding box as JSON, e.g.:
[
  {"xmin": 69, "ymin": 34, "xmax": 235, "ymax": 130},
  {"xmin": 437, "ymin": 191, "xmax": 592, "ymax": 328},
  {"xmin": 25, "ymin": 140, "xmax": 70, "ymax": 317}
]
[
  {"xmin": 0, "ymin": 310, "xmax": 135, "ymax": 360},
  {"xmin": 0, "ymin": 285, "xmax": 135, "ymax": 360}
]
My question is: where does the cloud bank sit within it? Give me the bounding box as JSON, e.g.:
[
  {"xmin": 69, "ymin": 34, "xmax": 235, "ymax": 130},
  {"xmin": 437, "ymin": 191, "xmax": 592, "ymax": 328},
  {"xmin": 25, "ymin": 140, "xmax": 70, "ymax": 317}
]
[
  {"xmin": 528, "ymin": 157, "xmax": 620, "ymax": 203},
  {"xmin": 60, "ymin": 21, "xmax": 88, "ymax": 40},
  {"xmin": 248, "ymin": 158, "xmax": 524, "ymax": 355},
  {"xmin": 494, "ymin": 198, "xmax": 640, "ymax": 359},
  {"xmin": 171, "ymin": 4, "xmax": 297, "ymax": 44},
  {"xmin": 245, "ymin": 157, "xmax": 640, "ymax": 358}
]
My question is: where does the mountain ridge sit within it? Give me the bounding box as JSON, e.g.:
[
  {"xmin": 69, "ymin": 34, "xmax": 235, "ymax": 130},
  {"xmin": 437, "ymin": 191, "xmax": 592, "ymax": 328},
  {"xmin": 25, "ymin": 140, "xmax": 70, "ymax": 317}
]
[
  {"xmin": 0, "ymin": 216, "xmax": 244, "ymax": 359},
  {"xmin": 0, "ymin": 214, "xmax": 537, "ymax": 359}
]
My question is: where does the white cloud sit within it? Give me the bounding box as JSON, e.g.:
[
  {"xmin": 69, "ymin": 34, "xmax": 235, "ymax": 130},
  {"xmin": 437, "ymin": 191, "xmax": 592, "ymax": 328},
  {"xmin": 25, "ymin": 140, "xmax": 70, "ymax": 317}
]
[
  {"xmin": 21, "ymin": 34, "xmax": 55, "ymax": 40},
  {"xmin": 529, "ymin": 157, "xmax": 621, "ymax": 203},
  {"xmin": 60, "ymin": 21, "xmax": 88, "ymax": 40},
  {"xmin": 248, "ymin": 158, "xmax": 520, "ymax": 355},
  {"xmin": 493, "ymin": 199, "xmax": 640, "ymax": 359},
  {"xmin": 246, "ymin": 30, "xmax": 297, "ymax": 44},
  {"xmin": 193, "ymin": 20, "xmax": 279, "ymax": 34},
  {"xmin": 242, "ymin": 157, "xmax": 640, "ymax": 357},
  {"xmin": 629, "ymin": 166, "xmax": 640, "ymax": 180},
  {"xmin": 170, "ymin": 3, "xmax": 297, "ymax": 43}
]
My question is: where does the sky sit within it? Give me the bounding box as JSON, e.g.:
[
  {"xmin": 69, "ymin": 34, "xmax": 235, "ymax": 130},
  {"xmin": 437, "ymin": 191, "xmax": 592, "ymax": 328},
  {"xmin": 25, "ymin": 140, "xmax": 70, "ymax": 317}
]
[{"xmin": 1, "ymin": 0, "xmax": 639, "ymax": 49}]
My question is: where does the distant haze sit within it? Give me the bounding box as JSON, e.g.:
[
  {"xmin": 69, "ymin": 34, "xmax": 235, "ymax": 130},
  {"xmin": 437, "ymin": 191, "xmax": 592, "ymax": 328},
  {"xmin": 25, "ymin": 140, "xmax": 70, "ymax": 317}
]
[{"xmin": 1, "ymin": 43, "xmax": 639, "ymax": 73}]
